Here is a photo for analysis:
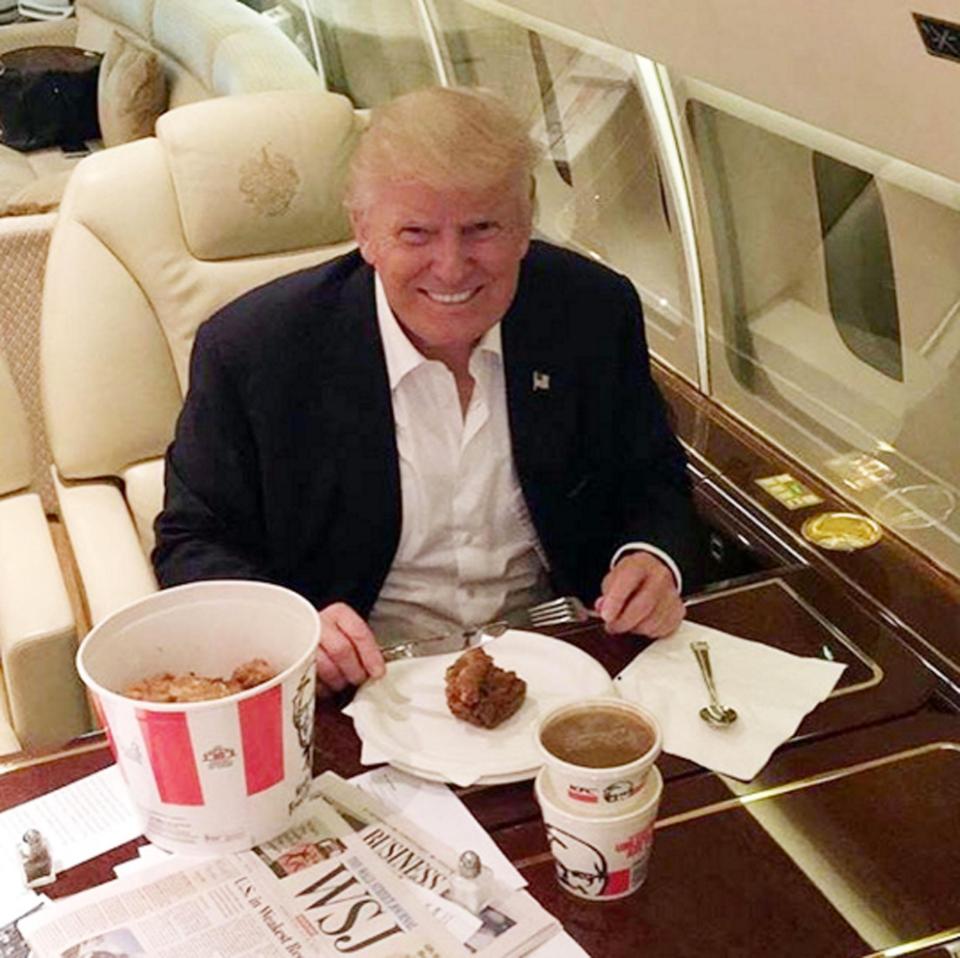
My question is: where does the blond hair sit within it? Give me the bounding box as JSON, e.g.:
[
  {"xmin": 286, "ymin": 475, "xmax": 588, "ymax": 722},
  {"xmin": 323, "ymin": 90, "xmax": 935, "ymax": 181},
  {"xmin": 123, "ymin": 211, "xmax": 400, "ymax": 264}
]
[{"xmin": 345, "ymin": 86, "xmax": 540, "ymax": 212}]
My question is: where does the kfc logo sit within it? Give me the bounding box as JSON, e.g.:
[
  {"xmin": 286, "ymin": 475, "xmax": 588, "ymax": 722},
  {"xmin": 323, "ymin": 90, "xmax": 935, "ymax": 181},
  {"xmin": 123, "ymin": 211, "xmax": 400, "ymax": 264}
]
[
  {"xmin": 603, "ymin": 780, "xmax": 636, "ymax": 804},
  {"xmin": 616, "ymin": 824, "xmax": 654, "ymax": 858},
  {"xmin": 545, "ymin": 825, "xmax": 608, "ymax": 896},
  {"xmin": 202, "ymin": 744, "xmax": 236, "ymax": 769}
]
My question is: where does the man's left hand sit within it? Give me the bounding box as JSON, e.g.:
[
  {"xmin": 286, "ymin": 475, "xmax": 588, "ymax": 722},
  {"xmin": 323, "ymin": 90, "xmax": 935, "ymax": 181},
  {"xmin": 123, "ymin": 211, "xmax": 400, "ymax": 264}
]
[{"xmin": 595, "ymin": 552, "xmax": 685, "ymax": 638}]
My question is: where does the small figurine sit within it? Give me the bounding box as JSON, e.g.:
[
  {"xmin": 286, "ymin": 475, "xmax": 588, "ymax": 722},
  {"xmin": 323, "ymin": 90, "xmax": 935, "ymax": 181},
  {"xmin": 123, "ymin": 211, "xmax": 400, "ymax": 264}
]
[
  {"xmin": 448, "ymin": 849, "xmax": 494, "ymax": 914},
  {"xmin": 18, "ymin": 828, "xmax": 55, "ymax": 888}
]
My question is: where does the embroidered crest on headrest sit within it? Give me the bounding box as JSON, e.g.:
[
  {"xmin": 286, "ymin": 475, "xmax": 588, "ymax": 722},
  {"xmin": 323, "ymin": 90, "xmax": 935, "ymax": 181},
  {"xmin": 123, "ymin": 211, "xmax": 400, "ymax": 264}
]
[{"xmin": 239, "ymin": 145, "xmax": 300, "ymax": 217}]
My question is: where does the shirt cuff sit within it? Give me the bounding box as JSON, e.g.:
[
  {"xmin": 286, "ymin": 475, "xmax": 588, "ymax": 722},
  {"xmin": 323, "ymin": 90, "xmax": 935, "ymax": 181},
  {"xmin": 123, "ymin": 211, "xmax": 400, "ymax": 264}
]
[{"xmin": 610, "ymin": 542, "xmax": 683, "ymax": 595}]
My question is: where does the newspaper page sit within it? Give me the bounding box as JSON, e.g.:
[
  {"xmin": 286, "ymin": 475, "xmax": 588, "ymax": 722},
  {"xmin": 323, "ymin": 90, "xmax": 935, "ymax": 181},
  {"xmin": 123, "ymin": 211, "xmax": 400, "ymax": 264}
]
[
  {"xmin": 20, "ymin": 798, "xmax": 469, "ymax": 958},
  {"xmin": 309, "ymin": 773, "xmax": 559, "ymax": 958}
]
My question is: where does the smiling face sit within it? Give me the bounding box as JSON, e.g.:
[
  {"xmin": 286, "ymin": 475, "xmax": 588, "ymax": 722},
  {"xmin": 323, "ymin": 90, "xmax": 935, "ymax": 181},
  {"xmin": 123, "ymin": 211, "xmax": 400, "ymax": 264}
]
[{"xmin": 351, "ymin": 177, "xmax": 532, "ymax": 367}]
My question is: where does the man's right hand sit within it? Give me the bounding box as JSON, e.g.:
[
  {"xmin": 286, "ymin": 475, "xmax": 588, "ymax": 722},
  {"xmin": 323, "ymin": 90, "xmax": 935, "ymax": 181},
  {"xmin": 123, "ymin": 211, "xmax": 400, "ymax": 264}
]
[{"xmin": 316, "ymin": 602, "xmax": 385, "ymax": 697}]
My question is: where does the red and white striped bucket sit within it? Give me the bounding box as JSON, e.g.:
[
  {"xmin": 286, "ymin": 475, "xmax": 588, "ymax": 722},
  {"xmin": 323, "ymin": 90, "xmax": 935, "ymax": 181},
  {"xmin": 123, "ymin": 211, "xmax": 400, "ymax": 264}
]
[{"xmin": 77, "ymin": 580, "xmax": 319, "ymax": 855}]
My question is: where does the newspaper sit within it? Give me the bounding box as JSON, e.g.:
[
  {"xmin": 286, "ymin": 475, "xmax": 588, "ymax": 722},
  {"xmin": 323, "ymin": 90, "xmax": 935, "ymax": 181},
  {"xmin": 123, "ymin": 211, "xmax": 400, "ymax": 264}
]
[
  {"xmin": 19, "ymin": 774, "xmax": 558, "ymax": 958},
  {"xmin": 311, "ymin": 773, "xmax": 558, "ymax": 957}
]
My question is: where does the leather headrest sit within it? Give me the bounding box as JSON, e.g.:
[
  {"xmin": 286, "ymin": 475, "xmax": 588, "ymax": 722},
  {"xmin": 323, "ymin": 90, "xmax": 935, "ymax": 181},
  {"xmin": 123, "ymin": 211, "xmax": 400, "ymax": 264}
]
[{"xmin": 156, "ymin": 89, "xmax": 358, "ymax": 261}]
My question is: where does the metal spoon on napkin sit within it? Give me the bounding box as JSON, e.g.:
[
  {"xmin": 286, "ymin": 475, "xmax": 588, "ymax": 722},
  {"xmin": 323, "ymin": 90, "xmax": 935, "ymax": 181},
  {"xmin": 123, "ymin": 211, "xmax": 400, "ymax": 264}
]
[{"xmin": 691, "ymin": 640, "xmax": 738, "ymax": 728}]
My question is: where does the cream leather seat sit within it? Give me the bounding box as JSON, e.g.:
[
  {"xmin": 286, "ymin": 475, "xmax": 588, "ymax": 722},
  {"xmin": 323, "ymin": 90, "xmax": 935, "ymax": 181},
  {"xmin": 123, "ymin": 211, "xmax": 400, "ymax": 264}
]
[
  {"xmin": 41, "ymin": 89, "xmax": 361, "ymax": 624},
  {"xmin": 0, "ymin": 349, "xmax": 88, "ymax": 752},
  {"xmin": 0, "ymin": 0, "xmax": 324, "ymax": 210},
  {"xmin": 0, "ymin": 0, "xmax": 328, "ymax": 522}
]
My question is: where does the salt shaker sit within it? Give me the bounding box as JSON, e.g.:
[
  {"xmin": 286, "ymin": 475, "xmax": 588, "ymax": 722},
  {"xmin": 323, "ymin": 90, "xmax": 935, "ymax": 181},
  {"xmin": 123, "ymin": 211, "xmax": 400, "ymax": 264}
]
[
  {"xmin": 449, "ymin": 850, "xmax": 494, "ymax": 914},
  {"xmin": 18, "ymin": 828, "xmax": 55, "ymax": 887}
]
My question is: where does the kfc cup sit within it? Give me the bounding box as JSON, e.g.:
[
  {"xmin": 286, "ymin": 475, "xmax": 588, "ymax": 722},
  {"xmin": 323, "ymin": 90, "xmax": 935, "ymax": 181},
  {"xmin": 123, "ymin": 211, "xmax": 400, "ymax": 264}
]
[
  {"xmin": 77, "ymin": 580, "xmax": 319, "ymax": 855},
  {"xmin": 535, "ymin": 764, "xmax": 662, "ymax": 901},
  {"xmin": 536, "ymin": 697, "xmax": 661, "ymax": 816}
]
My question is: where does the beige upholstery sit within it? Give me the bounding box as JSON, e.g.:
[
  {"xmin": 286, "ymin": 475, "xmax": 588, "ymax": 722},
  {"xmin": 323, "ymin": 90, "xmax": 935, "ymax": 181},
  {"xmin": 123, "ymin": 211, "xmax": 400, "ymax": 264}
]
[
  {"xmin": 0, "ymin": 0, "xmax": 327, "ymax": 515},
  {"xmin": 77, "ymin": 0, "xmax": 321, "ymax": 107},
  {"xmin": 3, "ymin": 170, "xmax": 74, "ymax": 216},
  {"xmin": 0, "ymin": 214, "xmax": 56, "ymax": 506},
  {"xmin": 0, "ymin": 349, "xmax": 31, "ymax": 494},
  {"xmin": 0, "ymin": 145, "xmax": 89, "ymax": 210},
  {"xmin": 1, "ymin": 0, "xmax": 320, "ymax": 208},
  {"xmin": 42, "ymin": 89, "xmax": 360, "ymax": 623},
  {"xmin": 0, "ymin": 15, "xmax": 78, "ymax": 57},
  {"xmin": 96, "ymin": 29, "xmax": 168, "ymax": 148},
  {"xmin": 0, "ymin": 350, "xmax": 88, "ymax": 753}
]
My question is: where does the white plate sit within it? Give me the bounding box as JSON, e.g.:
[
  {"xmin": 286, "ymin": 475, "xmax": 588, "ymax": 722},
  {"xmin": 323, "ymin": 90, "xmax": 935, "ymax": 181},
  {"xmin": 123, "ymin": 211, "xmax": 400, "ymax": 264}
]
[
  {"xmin": 388, "ymin": 759, "xmax": 541, "ymax": 787},
  {"xmin": 348, "ymin": 631, "xmax": 614, "ymax": 786}
]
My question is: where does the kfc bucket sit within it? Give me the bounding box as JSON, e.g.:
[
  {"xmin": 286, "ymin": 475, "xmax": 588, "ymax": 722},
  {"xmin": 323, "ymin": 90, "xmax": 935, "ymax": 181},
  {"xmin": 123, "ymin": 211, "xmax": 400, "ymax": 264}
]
[{"xmin": 77, "ymin": 580, "xmax": 319, "ymax": 855}]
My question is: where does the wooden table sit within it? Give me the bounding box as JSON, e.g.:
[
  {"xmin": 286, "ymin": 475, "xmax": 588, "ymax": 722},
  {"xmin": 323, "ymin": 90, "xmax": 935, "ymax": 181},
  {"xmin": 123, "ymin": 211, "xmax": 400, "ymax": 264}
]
[{"xmin": 2, "ymin": 578, "xmax": 958, "ymax": 957}]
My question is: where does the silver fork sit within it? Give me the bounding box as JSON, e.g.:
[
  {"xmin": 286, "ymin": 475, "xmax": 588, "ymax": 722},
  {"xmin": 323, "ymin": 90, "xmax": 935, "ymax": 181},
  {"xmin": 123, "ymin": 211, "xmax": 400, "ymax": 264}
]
[
  {"xmin": 523, "ymin": 595, "xmax": 596, "ymax": 629},
  {"xmin": 382, "ymin": 595, "xmax": 595, "ymax": 661}
]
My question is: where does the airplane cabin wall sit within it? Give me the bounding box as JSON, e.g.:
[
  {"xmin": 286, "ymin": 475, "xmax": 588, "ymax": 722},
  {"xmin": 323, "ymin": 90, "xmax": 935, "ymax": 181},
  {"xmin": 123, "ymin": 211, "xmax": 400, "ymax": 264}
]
[{"xmin": 494, "ymin": 0, "xmax": 960, "ymax": 186}]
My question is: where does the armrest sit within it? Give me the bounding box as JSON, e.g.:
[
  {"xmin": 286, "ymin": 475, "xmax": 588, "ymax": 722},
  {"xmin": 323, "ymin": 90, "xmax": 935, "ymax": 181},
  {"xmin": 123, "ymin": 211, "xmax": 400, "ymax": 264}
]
[
  {"xmin": 0, "ymin": 491, "xmax": 89, "ymax": 749},
  {"xmin": 53, "ymin": 471, "xmax": 158, "ymax": 625},
  {"xmin": 0, "ymin": 19, "xmax": 78, "ymax": 56}
]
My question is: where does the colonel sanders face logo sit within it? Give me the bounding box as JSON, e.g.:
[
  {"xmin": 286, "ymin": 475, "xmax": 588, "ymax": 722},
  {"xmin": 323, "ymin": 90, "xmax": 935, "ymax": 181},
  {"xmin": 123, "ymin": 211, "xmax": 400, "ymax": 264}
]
[
  {"xmin": 288, "ymin": 667, "xmax": 314, "ymax": 815},
  {"xmin": 545, "ymin": 825, "xmax": 608, "ymax": 896}
]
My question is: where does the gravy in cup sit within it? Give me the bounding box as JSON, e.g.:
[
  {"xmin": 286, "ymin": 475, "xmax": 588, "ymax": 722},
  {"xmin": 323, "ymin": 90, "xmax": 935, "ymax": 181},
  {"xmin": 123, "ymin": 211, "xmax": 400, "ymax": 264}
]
[
  {"xmin": 540, "ymin": 705, "xmax": 656, "ymax": 769},
  {"xmin": 535, "ymin": 698, "xmax": 662, "ymax": 816}
]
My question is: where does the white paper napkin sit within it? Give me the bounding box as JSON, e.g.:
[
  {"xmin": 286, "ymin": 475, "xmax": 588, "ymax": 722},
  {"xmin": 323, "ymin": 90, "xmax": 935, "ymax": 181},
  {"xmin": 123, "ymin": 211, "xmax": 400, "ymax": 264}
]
[
  {"xmin": 615, "ymin": 620, "xmax": 846, "ymax": 781},
  {"xmin": 355, "ymin": 732, "xmax": 391, "ymax": 766}
]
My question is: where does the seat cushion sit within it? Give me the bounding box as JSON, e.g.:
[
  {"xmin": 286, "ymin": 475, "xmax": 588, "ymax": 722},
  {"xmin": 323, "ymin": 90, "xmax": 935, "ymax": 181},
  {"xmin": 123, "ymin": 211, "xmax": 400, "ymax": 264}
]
[
  {"xmin": 2, "ymin": 169, "xmax": 72, "ymax": 215},
  {"xmin": 0, "ymin": 145, "xmax": 40, "ymax": 206},
  {"xmin": 98, "ymin": 30, "xmax": 169, "ymax": 148},
  {"xmin": 0, "ymin": 142, "xmax": 92, "ymax": 210},
  {"xmin": 0, "ymin": 490, "xmax": 84, "ymax": 751},
  {"xmin": 0, "ymin": 351, "xmax": 30, "ymax": 495},
  {"xmin": 0, "ymin": 686, "xmax": 19, "ymax": 756},
  {"xmin": 120, "ymin": 457, "xmax": 165, "ymax": 556}
]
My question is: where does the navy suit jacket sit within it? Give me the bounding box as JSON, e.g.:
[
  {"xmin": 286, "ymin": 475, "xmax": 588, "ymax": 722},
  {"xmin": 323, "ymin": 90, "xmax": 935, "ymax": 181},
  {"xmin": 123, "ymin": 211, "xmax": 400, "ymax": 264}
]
[{"xmin": 153, "ymin": 241, "xmax": 706, "ymax": 613}]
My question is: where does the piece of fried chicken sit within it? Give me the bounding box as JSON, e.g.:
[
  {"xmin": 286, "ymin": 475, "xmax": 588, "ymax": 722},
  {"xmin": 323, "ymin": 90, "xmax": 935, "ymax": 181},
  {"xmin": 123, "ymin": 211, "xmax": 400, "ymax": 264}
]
[{"xmin": 445, "ymin": 647, "xmax": 526, "ymax": 729}]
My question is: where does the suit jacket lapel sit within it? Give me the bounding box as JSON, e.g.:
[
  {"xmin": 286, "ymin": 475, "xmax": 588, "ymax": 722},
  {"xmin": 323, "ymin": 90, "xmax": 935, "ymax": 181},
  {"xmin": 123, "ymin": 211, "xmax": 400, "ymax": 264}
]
[
  {"xmin": 324, "ymin": 263, "xmax": 401, "ymax": 600},
  {"xmin": 502, "ymin": 253, "xmax": 580, "ymax": 482}
]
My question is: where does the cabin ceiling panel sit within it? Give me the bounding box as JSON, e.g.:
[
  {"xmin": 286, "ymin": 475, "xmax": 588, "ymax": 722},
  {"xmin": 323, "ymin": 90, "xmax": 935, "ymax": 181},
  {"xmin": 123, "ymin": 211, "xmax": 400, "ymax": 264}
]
[{"xmin": 492, "ymin": 0, "xmax": 960, "ymax": 183}]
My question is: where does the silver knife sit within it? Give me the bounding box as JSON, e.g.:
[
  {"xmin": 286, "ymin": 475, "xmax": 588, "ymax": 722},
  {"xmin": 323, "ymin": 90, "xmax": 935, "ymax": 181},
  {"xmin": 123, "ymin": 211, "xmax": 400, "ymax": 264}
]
[{"xmin": 382, "ymin": 620, "xmax": 510, "ymax": 661}]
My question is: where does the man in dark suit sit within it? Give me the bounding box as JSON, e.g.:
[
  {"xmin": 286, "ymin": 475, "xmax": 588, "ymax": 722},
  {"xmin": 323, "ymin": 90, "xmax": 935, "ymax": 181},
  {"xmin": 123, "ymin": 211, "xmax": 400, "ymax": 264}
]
[{"xmin": 153, "ymin": 87, "xmax": 705, "ymax": 695}]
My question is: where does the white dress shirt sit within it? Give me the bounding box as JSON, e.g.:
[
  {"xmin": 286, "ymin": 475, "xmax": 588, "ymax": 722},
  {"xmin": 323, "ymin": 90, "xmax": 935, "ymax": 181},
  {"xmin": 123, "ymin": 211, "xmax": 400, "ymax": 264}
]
[
  {"xmin": 366, "ymin": 275, "xmax": 682, "ymax": 644},
  {"xmin": 368, "ymin": 276, "xmax": 553, "ymax": 643}
]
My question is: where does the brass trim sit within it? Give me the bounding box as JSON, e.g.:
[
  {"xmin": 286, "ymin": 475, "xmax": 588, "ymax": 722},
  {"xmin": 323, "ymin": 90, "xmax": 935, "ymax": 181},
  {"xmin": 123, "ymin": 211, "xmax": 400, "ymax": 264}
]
[
  {"xmin": 0, "ymin": 732, "xmax": 108, "ymax": 776},
  {"xmin": 685, "ymin": 576, "xmax": 884, "ymax": 697},
  {"xmin": 517, "ymin": 744, "xmax": 960, "ymax": 892},
  {"xmin": 687, "ymin": 461, "xmax": 960, "ymax": 693},
  {"xmin": 656, "ymin": 741, "xmax": 960, "ymax": 829},
  {"xmin": 861, "ymin": 925, "xmax": 960, "ymax": 957},
  {"xmin": 513, "ymin": 850, "xmax": 553, "ymax": 870},
  {"xmin": 685, "ymin": 464, "xmax": 809, "ymax": 565},
  {"xmin": 518, "ymin": 744, "xmax": 960, "ymax": 953},
  {"xmin": 801, "ymin": 511, "xmax": 883, "ymax": 551}
]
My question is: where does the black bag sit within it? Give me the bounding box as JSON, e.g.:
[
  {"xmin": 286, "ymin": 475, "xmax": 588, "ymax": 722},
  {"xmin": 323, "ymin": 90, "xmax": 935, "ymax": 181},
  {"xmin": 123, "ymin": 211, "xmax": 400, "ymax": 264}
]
[{"xmin": 0, "ymin": 46, "xmax": 102, "ymax": 152}]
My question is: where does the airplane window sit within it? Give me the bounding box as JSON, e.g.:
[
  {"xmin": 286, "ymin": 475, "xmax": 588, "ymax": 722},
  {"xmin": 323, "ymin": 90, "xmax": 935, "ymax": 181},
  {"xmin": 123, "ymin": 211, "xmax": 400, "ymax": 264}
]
[
  {"xmin": 681, "ymin": 92, "xmax": 960, "ymax": 576},
  {"xmin": 427, "ymin": 0, "xmax": 699, "ymax": 382},
  {"xmin": 813, "ymin": 152, "xmax": 903, "ymax": 383},
  {"xmin": 252, "ymin": 1, "xmax": 323, "ymax": 71},
  {"xmin": 284, "ymin": 0, "xmax": 439, "ymax": 107}
]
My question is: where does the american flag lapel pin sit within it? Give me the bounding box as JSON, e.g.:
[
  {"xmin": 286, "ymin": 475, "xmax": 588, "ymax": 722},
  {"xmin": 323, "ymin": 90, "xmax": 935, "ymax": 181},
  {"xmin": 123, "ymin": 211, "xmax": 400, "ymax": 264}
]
[{"xmin": 532, "ymin": 370, "xmax": 550, "ymax": 392}]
